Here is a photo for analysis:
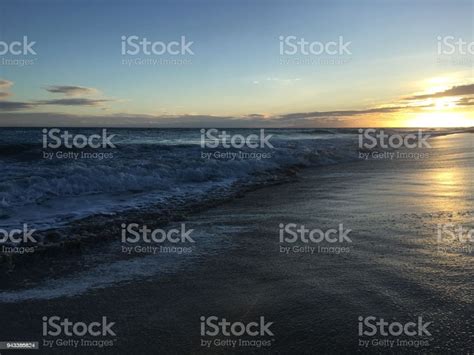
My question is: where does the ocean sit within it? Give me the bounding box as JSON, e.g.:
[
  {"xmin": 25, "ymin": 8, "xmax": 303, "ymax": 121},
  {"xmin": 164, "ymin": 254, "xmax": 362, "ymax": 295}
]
[{"xmin": 0, "ymin": 127, "xmax": 466, "ymax": 232}]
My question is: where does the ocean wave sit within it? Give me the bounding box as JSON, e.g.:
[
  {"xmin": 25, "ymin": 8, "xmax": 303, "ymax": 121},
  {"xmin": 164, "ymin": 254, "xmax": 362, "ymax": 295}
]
[
  {"xmin": 0, "ymin": 129, "xmax": 358, "ymax": 229},
  {"xmin": 0, "ymin": 127, "xmax": 467, "ymax": 230}
]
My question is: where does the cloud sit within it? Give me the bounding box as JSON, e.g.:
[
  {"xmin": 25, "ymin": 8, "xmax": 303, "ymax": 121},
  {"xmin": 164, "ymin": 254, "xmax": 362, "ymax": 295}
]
[
  {"xmin": 0, "ymin": 98, "xmax": 111, "ymax": 111},
  {"xmin": 0, "ymin": 110, "xmax": 394, "ymax": 127},
  {"xmin": 405, "ymin": 84, "xmax": 474, "ymax": 101},
  {"xmin": 456, "ymin": 97, "xmax": 474, "ymax": 106},
  {"xmin": 37, "ymin": 98, "xmax": 111, "ymax": 106},
  {"xmin": 0, "ymin": 82, "xmax": 112, "ymax": 111},
  {"xmin": 0, "ymin": 80, "xmax": 13, "ymax": 89},
  {"xmin": 0, "ymin": 79, "xmax": 14, "ymax": 100},
  {"xmin": 265, "ymin": 77, "xmax": 301, "ymax": 83},
  {"xmin": 245, "ymin": 113, "xmax": 267, "ymax": 119},
  {"xmin": 0, "ymin": 101, "xmax": 34, "ymax": 111},
  {"xmin": 276, "ymin": 106, "xmax": 405, "ymax": 122},
  {"xmin": 0, "ymin": 81, "xmax": 470, "ymax": 126},
  {"xmin": 0, "ymin": 104, "xmax": 429, "ymax": 126},
  {"xmin": 252, "ymin": 78, "xmax": 301, "ymax": 85},
  {"xmin": 45, "ymin": 85, "xmax": 99, "ymax": 96}
]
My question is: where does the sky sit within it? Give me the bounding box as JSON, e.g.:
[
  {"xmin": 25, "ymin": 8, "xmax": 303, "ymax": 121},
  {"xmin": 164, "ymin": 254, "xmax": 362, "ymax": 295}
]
[{"xmin": 0, "ymin": 0, "xmax": 472, "ymax": 127}]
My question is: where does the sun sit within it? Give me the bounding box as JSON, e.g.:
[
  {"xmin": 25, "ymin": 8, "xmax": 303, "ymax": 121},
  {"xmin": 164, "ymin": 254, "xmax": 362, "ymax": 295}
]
[{"xmin": 402, "ymin": 93, "xmax": 473, "ymax": 127}]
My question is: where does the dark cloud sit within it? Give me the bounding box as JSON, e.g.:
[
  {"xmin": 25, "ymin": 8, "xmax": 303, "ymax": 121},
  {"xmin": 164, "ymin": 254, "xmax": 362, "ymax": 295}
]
[
  {"xmin": 0, "ymin": 82, "xmax": 111, "ymax": 111},
  {"xmin": 276, "ymin": 107, "xmax": 405, "ymax": 122},
  {"xmin": 0, "ymin": 101, "xmax": 34, "ymax": 111},
  {"xmin": 37, "ymin": 98, "xmax": 110, "ymax": 106},
  {"xmin": 456, "ymin": 96, "xmax": 474, "ymax": 106},
  {"xmin": 45, "ymin": 85, "xmax": 99, "ymax": 96},
  {"xmin": 0, "ymin": 97, "xmax": 110, "ymax": 111},
  {"xmin": 405, "ymin": 84, "xmax": 474, "ymax": 101}
]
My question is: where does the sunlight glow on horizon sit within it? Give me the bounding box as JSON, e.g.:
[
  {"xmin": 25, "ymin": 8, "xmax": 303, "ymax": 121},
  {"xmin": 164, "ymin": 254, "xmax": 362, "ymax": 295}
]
[{"xmin": 403, "ymin": 112, "xmax": 473, "ymax": 128}]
